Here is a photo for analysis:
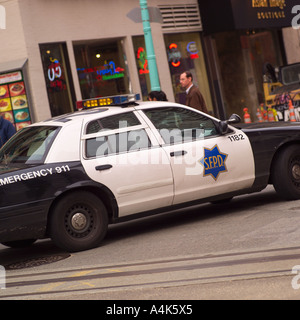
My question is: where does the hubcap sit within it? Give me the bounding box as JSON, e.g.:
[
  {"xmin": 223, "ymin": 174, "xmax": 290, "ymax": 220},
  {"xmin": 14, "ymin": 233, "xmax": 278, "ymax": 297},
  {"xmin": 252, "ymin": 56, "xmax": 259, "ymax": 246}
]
[
  {"xmin": 292, "ymin": 163, "xmax": 300, "ymax": 181},
  {"xmin": 71, "ymin": 212, "xmax": 87, "ymax": 231}
]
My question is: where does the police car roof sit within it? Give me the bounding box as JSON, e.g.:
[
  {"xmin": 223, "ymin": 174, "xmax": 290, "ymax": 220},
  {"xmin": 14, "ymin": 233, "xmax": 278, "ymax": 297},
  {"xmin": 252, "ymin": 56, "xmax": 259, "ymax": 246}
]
[{"xmin": 36, "ymin": 101, "xmax": 175, "ymax": 126}]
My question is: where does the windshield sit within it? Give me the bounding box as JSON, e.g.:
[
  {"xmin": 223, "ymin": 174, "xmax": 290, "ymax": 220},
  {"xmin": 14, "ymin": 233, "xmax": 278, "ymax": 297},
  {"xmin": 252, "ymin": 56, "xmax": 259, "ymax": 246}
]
[
  {"xmin": 0, "ymin": 126, "xmax": 60, "ymax": 166},
  {"xmin": 281, "ymin": 64, "xmax": 300, "ymax": 85}
]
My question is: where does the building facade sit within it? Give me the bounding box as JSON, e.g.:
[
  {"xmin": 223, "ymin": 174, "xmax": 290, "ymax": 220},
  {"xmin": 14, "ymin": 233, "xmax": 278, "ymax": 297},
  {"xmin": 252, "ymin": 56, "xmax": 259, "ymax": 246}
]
[
  {"xmin": 0, "ymin": 0, "xmax": 299, "ymax": 128},
  {"xmin": 199, "ymin": 0, "xmax": 300, "ymax": 119},
  {"xmin": 0, "ymin": 0, "xmax": 213, "ymax": 128}
]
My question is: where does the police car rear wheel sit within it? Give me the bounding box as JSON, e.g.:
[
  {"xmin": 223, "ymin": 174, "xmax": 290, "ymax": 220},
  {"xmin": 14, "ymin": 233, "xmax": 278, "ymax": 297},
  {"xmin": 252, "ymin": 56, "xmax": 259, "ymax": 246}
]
[
  {"xmin": 272, "ymin": 145, "xmax": 300, "ymax": 200},
  {"xmin": 49, "ymin": 191, "xmax": 108, "ymax": 252}
]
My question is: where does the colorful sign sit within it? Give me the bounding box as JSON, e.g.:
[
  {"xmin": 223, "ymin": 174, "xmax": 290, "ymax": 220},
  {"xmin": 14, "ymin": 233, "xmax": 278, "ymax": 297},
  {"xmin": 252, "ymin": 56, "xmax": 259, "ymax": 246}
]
[
  {"xmin": 97, "ymin": 61, "xmax": 124, "ymax": 80},
  {"xmin": 168, "ymin": 43, "xmax": 181, "ymax": 67},
  {"xmin": 0, "ymin": 71, "xmax": 31, "ymax": 130},
  {"xmin": 77, "ymin": 61, "xmax": 125, "ymax": 81},
  {"xmin": 187, "ymin": 41, "xmax": 199, "ymax": 59},
  {"xmin": 47, "ymin": 58, "xmax": 66, "ymax": 91},
  {"xmin": 137, "ymin": 47, "xmax": 149, "ymax": 75}
]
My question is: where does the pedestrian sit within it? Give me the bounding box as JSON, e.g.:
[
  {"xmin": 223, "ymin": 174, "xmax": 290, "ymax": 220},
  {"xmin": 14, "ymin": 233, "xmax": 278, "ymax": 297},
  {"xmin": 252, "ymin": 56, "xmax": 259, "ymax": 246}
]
[
  {"xmin": 148, "ymin": 90, "xmax": 168, "ymax": 101},
  {"xmin": 0, "ymin": 116, "xmax": 16, "ymax": 148},
  {"xmin": 180, "ymin": 71, "xmax": 208, "ymax": 113}
]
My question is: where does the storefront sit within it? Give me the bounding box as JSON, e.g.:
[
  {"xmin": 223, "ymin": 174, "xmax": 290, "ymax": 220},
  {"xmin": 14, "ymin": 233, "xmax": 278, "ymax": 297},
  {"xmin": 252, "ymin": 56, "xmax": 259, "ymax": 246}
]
[
  {"xmin": 132, "ymin": 31, "xmax": 213, "ymax": 115},
  {"xmin": 163, "ymin": 32, "xmax": 213, "ymax": 110},
  {"xmin": 0, "ymin": 0, "xmax": 218, "ymax": 126},
  {"xmin": 6, "ymin": 0, "xmax": 288, "ymax": 125},
  {"xmin": 132, "ymin": 4, "xmax": 214, "ymax": 114},
  {"xmin": 198, "ymin": 0, "xmax": 300, "ymax": 120},
  {"xmin": 73, "ymin": 39, "xmax": 131, "ymax": 101}
]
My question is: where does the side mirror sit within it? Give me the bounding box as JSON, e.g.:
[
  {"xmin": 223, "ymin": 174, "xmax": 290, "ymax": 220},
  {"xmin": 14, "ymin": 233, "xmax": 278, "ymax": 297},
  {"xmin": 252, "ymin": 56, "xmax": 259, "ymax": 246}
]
[
  {"xmin": 218, "ymin": 114, "xmax": 241, "ymax": 135},
  {"xmin": 227, "ymin": 114, "xmax": 241, "ymax": 124},
  {"xmin": 218, "ymin": 121, "xmax": 228, "ymax": 135}
]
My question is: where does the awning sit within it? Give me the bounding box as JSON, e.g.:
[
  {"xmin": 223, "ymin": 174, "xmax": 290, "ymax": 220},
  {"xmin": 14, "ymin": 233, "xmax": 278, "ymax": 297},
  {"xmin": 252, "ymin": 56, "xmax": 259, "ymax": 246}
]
[{"xmin": 0, "ymin": 58, "xmax": 28, "ymax": 74}]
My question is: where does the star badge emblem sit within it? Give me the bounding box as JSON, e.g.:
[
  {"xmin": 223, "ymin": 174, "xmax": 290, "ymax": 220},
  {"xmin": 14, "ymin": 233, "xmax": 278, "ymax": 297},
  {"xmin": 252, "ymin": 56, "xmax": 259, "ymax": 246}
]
[{"xmin": 199, "ymin": 145, "xmax": 228, "ymax": 180}]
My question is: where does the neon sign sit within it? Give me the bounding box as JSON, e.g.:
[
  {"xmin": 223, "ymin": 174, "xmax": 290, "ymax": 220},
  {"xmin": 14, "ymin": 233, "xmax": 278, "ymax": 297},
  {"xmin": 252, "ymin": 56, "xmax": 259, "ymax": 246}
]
[
  {"xmin": 47, "ymin": 57, "xmax": 66, "ymax": 91},
  {"xmin": 137, "ymin": 47, "xmax": 149, "ymax": 75},
  {"xmin": 77, "ymin": 61, "xmax": 124, "ymax": 81},
  {"xmin": 168, "ymin": 43, "xmax": 181, "ymax": 67},
  {"xmin": 97, "ymin": 61, "xmax": 124, "ymax": 80},
  {"xmin": 187, "ymin": 41, "xmax": 199, "ymax": 59},
  {"xmin": 48, "ymin": 58, "xmax": 62, "ymax": 82}
]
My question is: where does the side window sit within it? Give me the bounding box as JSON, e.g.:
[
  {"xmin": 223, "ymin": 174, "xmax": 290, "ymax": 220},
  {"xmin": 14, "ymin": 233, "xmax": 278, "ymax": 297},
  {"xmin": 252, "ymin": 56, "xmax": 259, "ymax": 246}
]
[
  {"xmin": 85, "ymin": 112, "xmax": 151, "ymax": 158},
  {"xmin": 86, "ymin": 112, "xmax": 140, "ymax": 134},
  {"xmin": 144, "ymin": 107, "xmax": 218, "ymax": 144},
  {"xmin": 86, "ymin": 129, "xmax": 151, "ymax": 158}
]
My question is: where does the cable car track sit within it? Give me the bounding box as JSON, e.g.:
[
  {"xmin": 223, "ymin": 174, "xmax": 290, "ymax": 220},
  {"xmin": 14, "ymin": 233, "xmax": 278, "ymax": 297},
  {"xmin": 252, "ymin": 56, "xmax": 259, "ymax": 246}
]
[{"xmin": 1, "ymin": 245, "xmax": 300, "ymax": 299}]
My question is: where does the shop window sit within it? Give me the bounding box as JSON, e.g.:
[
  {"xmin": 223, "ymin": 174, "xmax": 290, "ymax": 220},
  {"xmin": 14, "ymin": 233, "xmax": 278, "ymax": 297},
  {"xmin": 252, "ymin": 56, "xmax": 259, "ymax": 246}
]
[
  {"xmin": 73, "ymin": 40, "xmax": 130, "ymax": 100},
  {"xmin": 40, "ymin": 43, "xmax": 76, "ymax": 117},
  {"xmin": 214, "ymin": 30, "xmax": 283, "ymax": 118},
  {"xmin": 164, "ymin": 33, "xmax": 213, "ymax": 114},
  {"xmin": 132, "ymin": 36, "xmax": 151, "ymax": 101}
]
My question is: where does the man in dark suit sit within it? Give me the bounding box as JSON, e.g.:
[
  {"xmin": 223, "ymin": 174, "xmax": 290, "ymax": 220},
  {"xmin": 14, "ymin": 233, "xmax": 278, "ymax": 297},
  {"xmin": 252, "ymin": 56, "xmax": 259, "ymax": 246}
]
[{"xmin": 180, "ymin": 71, "xmax": 208, "ymax": 113}]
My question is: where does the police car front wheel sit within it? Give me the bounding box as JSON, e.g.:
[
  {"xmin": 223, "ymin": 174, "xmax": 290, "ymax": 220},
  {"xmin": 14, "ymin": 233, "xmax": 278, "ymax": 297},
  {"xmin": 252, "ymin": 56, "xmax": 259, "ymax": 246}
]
[
  {"xmin": 49, "ymin": 191, "xmax": 108, "ymax": 252},
  {"xmin": 272, "ymin": 145, "xmax": 300, "ymax": 200}
]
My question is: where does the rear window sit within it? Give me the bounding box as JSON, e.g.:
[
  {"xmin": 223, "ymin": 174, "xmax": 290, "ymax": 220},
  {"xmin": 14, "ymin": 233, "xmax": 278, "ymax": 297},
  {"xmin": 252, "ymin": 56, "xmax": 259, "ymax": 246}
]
[
  {"xmin": 0, "ymin": 126, "xmax": 60, "ymax": 165},
  {"xmin": 281, "ymin": 64, "xmax": 300, "ymax": 85},
  {"xmin": 86, "ymin": 112, "xmax": 141, "ymax": 134},
  {"xmin": 86, "ymin": 129, "xmax": 151, "ymax": 158}
]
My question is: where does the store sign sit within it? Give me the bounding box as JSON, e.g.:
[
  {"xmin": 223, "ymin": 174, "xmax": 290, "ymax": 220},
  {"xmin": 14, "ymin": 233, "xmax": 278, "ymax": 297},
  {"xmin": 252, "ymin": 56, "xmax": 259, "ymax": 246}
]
[
  {"xmin": 231, "ymin": 0, "xmax": 299, "ymax": 29},
  {"xmin": 198, "ymin": 0, "xmax": 300, "ymax": 33},
  {"xmin": 168, "ymin": 43, "xmax": 181, "ymax": 68},
  {"xmin": 0, "ymin": 71, "xmax": 22, "ymax": 85}
]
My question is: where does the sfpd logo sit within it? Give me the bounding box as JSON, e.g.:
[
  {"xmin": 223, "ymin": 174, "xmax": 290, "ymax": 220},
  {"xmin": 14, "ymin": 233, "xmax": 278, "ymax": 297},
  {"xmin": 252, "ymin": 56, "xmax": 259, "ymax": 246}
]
[{"xmin": 199, "ymin": 145, "xmax": 228, "ymax": 180}]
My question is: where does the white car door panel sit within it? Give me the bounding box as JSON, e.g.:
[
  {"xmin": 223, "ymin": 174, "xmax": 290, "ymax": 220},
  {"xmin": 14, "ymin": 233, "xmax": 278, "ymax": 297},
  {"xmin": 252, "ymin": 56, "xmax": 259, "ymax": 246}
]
[
  {"xmin": 80, "ymin": 111, "xmax": 174, "ymax": 217},
  {"xmin": 83, "ymin": 149, "xmax": 174, "ymax": 216},
  {"xmin": 140, "ymin": 106, "xmax": 255, "ymax": 204},
  {"xmin": 163, "ymin": 130, "xmax": 255, "ymax": 204}
]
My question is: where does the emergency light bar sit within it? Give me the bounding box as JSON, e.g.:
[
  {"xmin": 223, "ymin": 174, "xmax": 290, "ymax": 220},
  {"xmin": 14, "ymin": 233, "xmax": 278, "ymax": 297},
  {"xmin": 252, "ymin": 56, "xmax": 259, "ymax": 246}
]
[{"xmin": 76, "ymin": 93, "xmax": 140, "ymax": 110}]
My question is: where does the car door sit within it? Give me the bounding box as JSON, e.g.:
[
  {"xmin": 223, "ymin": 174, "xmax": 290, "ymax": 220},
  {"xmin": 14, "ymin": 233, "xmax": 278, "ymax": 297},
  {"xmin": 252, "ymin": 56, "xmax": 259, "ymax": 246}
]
[
  {"xmin": 140, "ymin": 106, "xmax": 255, "ymax": 205},
  {"xmin": 80, "ymin": 110, "xmax": 174, "ymax": 217}
]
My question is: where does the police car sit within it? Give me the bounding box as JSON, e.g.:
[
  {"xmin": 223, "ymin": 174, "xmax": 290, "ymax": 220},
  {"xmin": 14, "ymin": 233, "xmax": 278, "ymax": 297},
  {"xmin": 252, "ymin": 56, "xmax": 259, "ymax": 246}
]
[{"xmin": 1, "ymin": 94, "xmax": 300, "ymax": 252}]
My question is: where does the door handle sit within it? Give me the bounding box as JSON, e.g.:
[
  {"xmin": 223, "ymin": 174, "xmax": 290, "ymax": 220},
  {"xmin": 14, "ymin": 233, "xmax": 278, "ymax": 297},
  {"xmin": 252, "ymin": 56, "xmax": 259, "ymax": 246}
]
[
  {"xmin": 95, "ymin": 164, "xmax": 112, "ymax": 171},
  {"xmin": 170, "ymin": 150, "xmax": 187, "ymax": 157}
]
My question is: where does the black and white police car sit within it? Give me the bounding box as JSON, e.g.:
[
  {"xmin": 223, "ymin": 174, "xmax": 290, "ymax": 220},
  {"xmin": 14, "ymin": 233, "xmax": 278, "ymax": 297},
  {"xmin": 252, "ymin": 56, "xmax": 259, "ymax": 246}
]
[{"xmin": 1, "ymin": 93, "xmax": 300, "ymax": 252}]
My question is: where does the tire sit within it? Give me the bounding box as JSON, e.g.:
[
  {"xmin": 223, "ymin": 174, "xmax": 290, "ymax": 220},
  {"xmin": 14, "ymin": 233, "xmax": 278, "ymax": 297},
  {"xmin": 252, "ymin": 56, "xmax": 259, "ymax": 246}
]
[
  {"xmin": 1, "ymin": 239, "xmax": 36, "ymax": 248},
  {"xmin": 272, "ymin": 145, "xmax": 300, "ymax": 200},
  {"xmin": 49, "ymin": 191, "xmax": 108, "ymax": 252}
]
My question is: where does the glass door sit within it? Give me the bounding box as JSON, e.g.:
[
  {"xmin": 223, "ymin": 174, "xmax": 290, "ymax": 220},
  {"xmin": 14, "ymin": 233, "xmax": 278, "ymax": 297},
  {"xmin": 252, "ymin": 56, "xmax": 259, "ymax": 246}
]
[{"xmin": 40, "ymin": 43, "xmax": 76, "ymax": 117}]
